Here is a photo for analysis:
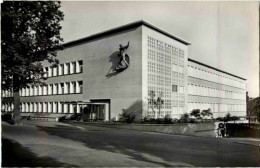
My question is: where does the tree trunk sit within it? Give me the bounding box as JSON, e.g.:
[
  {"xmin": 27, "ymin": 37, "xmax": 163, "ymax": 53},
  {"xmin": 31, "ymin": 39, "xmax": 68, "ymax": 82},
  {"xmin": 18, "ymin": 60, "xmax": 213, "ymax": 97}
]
[{"xmin": 13, "ymin": 88, "xmax": 21, "ymax": 125}]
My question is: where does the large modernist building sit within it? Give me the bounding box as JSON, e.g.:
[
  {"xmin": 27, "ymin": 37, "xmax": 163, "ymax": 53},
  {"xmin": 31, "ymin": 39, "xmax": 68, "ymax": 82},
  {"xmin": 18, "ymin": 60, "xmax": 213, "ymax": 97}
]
[{"xmin": 1, "ymin": 20, "xmax": 247, "ymax": 121}]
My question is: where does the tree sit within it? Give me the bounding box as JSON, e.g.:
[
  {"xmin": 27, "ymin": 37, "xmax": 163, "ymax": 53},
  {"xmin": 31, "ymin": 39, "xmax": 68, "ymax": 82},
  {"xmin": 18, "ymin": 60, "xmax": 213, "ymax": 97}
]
[
  {"xmin": 148, "ymin": 90, "xmax": 164, "ymax": 118},
  {"xmin": 190, "ymin": 109, "xmax": 201, "ymax": 119},
  {"xmin": 179, "ymin": 113, "xmax": 190, "ymax": 123},
  {"xmin": 252, "ymin": 97, "xmax": 260, "ymax": 122},
  {"xmin": 119, "ymin": 109, "xmax": 136, "ymax": 124},
  {"xmin": 224, "ymin": 113, "xmax": 231, "ymax": 122},
  {"xmin": 201, "ymin": 108, "xmax": 213, "ymax": 119},
  {"xmin": 1, "ymin": 1, "xmax": 64, "ymax": 124}
]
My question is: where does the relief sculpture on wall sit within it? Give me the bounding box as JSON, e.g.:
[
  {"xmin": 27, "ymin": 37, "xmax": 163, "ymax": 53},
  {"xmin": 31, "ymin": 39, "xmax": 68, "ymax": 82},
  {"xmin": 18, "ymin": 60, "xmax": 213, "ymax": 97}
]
[
  {"xmin": 115, "ymin": 41, "xmax": 130, "ymax": 71},
  {"xmin": 106, "ymin": 41, "xmax": 130, "ymax": 78}
]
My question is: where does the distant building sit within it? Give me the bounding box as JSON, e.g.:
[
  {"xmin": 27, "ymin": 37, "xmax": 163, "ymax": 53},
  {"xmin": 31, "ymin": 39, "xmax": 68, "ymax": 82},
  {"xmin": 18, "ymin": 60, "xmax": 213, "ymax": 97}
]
[{"xmin": 1, "ymin": 20, "xmax": 247, "ymax": 121}]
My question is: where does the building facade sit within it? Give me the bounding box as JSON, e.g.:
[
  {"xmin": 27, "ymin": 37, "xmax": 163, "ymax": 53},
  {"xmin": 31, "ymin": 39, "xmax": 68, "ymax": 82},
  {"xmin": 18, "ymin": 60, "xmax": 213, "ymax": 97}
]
[{"xmin": 1, "ymin": 20, "xmax": 247, "ymax": 120}]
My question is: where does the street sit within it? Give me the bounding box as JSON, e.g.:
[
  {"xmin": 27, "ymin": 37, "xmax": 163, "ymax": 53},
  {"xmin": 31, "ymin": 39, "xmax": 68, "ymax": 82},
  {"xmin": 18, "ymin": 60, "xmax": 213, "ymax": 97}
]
[{"xmin": 2, "ymin": 120, "xmax": 260, "ymax": 167}]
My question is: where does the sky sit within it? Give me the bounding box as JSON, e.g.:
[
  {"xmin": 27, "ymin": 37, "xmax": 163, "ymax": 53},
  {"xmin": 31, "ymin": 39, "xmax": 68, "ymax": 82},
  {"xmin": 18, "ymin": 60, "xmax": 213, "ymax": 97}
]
[{"xmin": 60, "ymin": 1, "xmax": 259, "ymax": 98}]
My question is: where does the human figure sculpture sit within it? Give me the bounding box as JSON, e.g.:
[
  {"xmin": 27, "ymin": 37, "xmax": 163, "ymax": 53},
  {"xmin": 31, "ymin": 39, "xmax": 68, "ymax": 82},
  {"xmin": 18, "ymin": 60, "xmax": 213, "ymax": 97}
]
[{"xmin": 116, "ymin": 41, "xmax": 130, "ymax": 70}]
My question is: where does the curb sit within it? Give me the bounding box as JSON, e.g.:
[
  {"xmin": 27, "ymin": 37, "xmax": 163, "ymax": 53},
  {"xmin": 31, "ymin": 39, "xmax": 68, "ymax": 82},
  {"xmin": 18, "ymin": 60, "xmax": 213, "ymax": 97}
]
[{"xmin": 220, "ymin": 138, "xmax": 260, "ymax": 148}]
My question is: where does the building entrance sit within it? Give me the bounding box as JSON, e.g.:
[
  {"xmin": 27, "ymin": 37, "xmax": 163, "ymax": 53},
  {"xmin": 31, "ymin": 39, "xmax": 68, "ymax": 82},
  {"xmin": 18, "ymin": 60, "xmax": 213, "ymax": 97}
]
[
  {"xmin": 83, "ymin": 104, "xmax": 105, "ymax": 121},
  {"xmin": 81, "ymin": 102, "xmax": 109, "ymax": 121}
]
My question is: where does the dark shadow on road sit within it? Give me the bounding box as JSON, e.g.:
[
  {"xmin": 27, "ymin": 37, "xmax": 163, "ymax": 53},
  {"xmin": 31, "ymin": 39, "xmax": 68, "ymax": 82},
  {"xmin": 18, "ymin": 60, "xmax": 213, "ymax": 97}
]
[
  {"xmin": 36, "ymin": 125, "xmax": 260, "ymax": 167},
  {"xmin": 2, "ymin": 138, "xmax": 77, "ymax": 167},
  {"xmin": 37, "ymin": 125, "xmax": 185, "ymax": 167}
]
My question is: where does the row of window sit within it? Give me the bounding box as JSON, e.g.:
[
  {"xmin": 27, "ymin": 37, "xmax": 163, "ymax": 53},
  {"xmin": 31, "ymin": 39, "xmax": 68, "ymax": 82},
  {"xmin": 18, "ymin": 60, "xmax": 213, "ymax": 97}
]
[
  {"xmin": 19, "ymin": 81, "xmax": 83, "ymax": 97},
  {"xmin": 19, "ymin": 102, "xmax": 83, "ymax": 113},
  {"xmin": 2, "ymin": 103, "xmax": 14, "ymax": 112},
  {"xmin": 2, "ymin": 90, "xmax": 13, "ymax": 98},
  {"xmin": 188, "ymin": 102, "xmax": 246, "ymax": 113},
  {"xmin": 188, "ymin": 64, "xmax": 246, "ymax": 89},
  {"xmin": 147, "ymin": 49, "xmax": 183, "ymax": 66},
  {"xmin": 43, "ymin": 60, "xmax": 83, "ymax": 78},
  {"xmin": 148, "ymin": 62, "xmax": 181, "ymax": 75},
  {"xmin": 147, "ymin": 36, "xmax": 185, "ymax": 58},
  {"xmin": 147, "ymin": 106, "xmax": 185, "ymax": 118},
  {"xmin": 188, "ymin": 84, "xmax": 245, "ymax": 100}
]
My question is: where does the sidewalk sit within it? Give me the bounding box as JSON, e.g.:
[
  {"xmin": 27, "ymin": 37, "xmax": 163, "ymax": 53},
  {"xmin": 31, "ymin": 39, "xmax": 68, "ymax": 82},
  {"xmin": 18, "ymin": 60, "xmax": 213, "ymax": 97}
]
[{"xmin": 222, "ymin": 137, "xmax": 260, "ymax": 148}]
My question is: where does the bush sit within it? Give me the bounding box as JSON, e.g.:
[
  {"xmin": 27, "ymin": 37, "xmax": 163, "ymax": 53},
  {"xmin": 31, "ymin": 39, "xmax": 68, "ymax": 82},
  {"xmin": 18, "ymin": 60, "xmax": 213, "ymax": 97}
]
[
  {"xmin": 119, "ymin": 109, "xmax": 136, "ymax": 124},
  {"xmin": 179, "ymin": 113, "xmax": 190, "ymax": 123},
  {"xmin": 58, "ymin": 115, "xmax": 66, "ymax": 122},
  {"xmin": 201, "ymin": 108, "xmax": 213, "ymax": 119},
  {"xmin": 190, "ymin": 109, "xmax": 201, "ymax": 119},
  {"xmin": 163, "ymin": 115, "xmax": 173, "ymax": 124}
]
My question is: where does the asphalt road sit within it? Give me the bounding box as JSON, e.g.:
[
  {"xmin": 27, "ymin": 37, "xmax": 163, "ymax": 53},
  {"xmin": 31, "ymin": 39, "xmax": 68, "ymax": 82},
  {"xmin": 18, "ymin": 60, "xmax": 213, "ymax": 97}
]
[{"xmin": 2, "ymin": 120, "xmax": 260, "ymax": 167}]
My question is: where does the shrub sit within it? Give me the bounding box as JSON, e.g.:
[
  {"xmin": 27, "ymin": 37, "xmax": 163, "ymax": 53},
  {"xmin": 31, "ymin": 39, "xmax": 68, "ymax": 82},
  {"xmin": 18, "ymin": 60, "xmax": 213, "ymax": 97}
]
[
  {"xmin": 58, "ymin": 115, "xmax": 66, "ymax": 122},
  {"xmin": 201, "ymin": 108, "xmax": 213, "ymax": 119},
  {"xmin": 190, "ymin": 109, "xmax": 201, "ymax": 119},
  {"xmin": 119, "ymin": 109, "xmax": 136, "ymax": 124},
  {"xmin": 179, "ymin": 113, "xmax": 190, "ymax": 123},
  {"xmin": 163, "ymin": 115, "xmax": 173, "ymax": 124},
  {"xmin": 224, "ymin": 113, "xmax": 231, "ymax": 122}
]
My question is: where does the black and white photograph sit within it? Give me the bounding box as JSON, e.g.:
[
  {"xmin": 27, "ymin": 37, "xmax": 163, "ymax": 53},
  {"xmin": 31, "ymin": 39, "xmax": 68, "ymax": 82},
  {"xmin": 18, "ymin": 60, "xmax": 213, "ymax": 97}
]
[{"xmin": 1, "ymin": 1, "xmax": 260, "ymax": 167}]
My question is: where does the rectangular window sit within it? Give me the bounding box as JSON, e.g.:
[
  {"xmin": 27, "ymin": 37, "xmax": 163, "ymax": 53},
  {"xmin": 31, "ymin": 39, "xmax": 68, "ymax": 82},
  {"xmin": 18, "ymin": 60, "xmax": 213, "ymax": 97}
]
[
  {"xmin": 179, "ymin": 86, "xmax": 184, "ymax": 93},
  {"xmin": 66, "ymin": 63, "xmax": 70, "ymax": 74},
  {"xmin": 179, "ymin": 66, "xmax": 184, "ymax": 74},
  {"xmin": 48, "ymin": 67, "xmax": 52, "ymax": 77},
  {"xmin": 60, "ymin": 83, "xmax": 64, "ymax": 94},
  {"xmin": 48, "ymin": 84, "xmax": 53, "ymax": 95},
  {"xmin": 38, "ymin": 86, "xmax": 42, "ymax": 96},
  {"xmin": 49, "ymin": 102, "xmax": 53, "ymax": 113},
  {"xmin": 172, "ymin": 64, "xmax": 178, "ymax": 72},
  {"xmin": 53, "ymin": 84, "xmax": 58, "ymax": 94},
  {"xmin": 71, "ymin": 82, "xmax": 76, "ymax": 93},
  {"xmin": 65, "ymin": 82, "xmax": 70, "ymax": 94},
  {"xmin": 71, "ymin": 62, "xmax": 76, "ymax": 74},
  {"xmin": 52, "ymin": 66, "xmax": 57, "ymax": 77},
  {"xmin": 172, "ymin": 85, "xmax": 178, "ymax": 92},
  {"xmin": 79, "ymin": 60, "xmax": 83, "ymax": 73},
  {"xmin": 59, "ymin": 64, "xmax": 64, "ymax": 75},
  {"xmin": 61, "ymin": 102, "xmax": 64, "ymax": 113},
  {"xmin": 79, "ymin": 81, "xmax": 83, "ymax": 93},
  {"xmin": 44, "ymin": 67, "xmax": 48, "ymax": 78}
]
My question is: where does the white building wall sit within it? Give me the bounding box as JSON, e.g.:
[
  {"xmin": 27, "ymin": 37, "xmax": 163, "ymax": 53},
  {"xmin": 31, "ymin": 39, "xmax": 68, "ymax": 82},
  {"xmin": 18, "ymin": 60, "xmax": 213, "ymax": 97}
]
[
  {"xmin": 187, "ymin": 60, "xmax": 247, "ymax": 118},
  {"xmin": 142, "ymin": 25, "xmax": 189, "ymax": 119}
]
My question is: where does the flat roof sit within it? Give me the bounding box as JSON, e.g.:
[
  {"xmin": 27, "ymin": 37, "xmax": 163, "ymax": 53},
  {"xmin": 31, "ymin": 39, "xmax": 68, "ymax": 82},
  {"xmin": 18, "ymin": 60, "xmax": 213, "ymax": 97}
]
[
  {"xmin": 62, "ymin": 20, "xmax": 190, "ymax": 48},
  {"xmin": 188, "ymin": 58, "xmax": 246, "ymax": 81}
]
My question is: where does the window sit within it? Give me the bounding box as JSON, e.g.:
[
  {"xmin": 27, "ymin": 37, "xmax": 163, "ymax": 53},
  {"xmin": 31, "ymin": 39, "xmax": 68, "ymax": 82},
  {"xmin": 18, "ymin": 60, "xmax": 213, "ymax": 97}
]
[
  {"xmin": 65, "ymin": 82, "xmax": 70, "ymax": 94},
  {"xmin": 43, "ymin": 67, "xmax": 48, "ymax": 78},
  {"xmin": 52, "ymin": 66, "xmax": 57, "ymax": 76},
  {"xmin": 39, "ymin": 86, "xmax": 42, "ymax": 95},
  {"xmin": 179, "ymin": 66, "xmax": 184, "ymax": 74},
  {"xmin": 79, "ymin": 60, "xmax": 83, "ymax": 72},
  {"xmin": 72, "ymin": 82, "xmax": 76, "ymax": 93},
  {"xmin": 48, "ymin": 67, "xmax": 52, "ymax": 77},
  {"xmin": 49, "ymin": 102, "xmax": 53, "ymax": 113},
  {"xmin": 71, "ymin": 62, "xmax": 76, "ymax": 74},
  {"xmin": 61, "ymin": 102, "xmax": 64, "ymax": 113},
  {"xmin": 66, "ymin": 63, "xmax": 70, "ymax": 74},
  {"xmin": 59, "ymin": 64, "xmax": 64, "ymax": 75},
  {"xmin": 48, "ymin": 84, "xmax": 53, "ymax": 95},
  {"xmin": 172, "ymin": 64, "xmax": 178, "ymax": 72},
  {"xmin": 60, "ymin": 83, "xmax": 64, "ymax": 94},
  {"xmin": 44, "ymin": 102, "xmax": 48, "ymax": 112},
  {"xmin": 78, "ymin": 81, "xmax": 83, "ymax": 93},
  {"xmin": 172, "ymin": 85, "xmax": 178, "ymax": 92},
  {"xmin": 53, "ymin": 84, "xmax": 58, "ymax": 94}
]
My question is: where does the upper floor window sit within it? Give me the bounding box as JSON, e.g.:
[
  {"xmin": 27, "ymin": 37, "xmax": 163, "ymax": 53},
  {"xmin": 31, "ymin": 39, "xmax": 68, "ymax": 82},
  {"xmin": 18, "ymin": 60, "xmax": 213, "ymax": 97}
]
[{"xmin": 172, "ymin": 85, "xmax": 178, "ymax": 92}]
